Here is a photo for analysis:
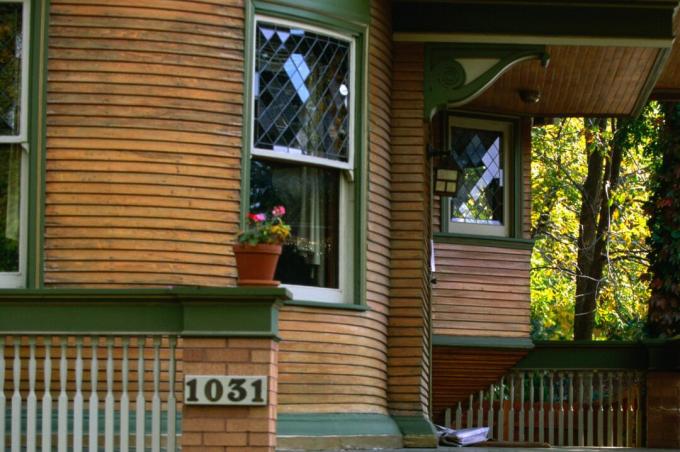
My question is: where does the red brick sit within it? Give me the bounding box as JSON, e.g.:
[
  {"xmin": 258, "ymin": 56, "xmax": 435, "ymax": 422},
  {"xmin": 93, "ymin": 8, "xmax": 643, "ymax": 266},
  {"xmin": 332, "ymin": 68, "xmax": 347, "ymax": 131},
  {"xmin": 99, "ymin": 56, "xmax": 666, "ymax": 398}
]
[
  {"xmin": 183, "ymin": 338, "xmax": 228, "ymax": 348},
  {"xmin": 183, "ymin": 418, "xmax": 224, "ymax": 432},
  {"xmin": 180, "ymin": 432, "xmax": 202, "ymax": 446},
  {"xmin": 204, "ymin": 349, "xmax": 251, "ymax": 363},
  {"xmin": 227, "ymin": 338, "xmax": 272, "ymax": 349},
  {"xmin": 204, "ymin": 432, "xmax": 248, "ymax": 446},
  {"xmin": 249, "ymin": 432, "xmax": 276, "ymax": 446},
  {"xmin": 226, "ymin": 363, "xmax": 270, "ymax": 374}
]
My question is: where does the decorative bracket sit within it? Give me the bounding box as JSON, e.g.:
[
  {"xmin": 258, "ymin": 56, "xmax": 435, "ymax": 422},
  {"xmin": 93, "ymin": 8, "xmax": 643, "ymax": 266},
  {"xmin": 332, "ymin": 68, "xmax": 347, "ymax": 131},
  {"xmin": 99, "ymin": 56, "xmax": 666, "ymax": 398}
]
[{"xmin": 424, "ymin": 44, "xmax": 549, "ymax": 119}]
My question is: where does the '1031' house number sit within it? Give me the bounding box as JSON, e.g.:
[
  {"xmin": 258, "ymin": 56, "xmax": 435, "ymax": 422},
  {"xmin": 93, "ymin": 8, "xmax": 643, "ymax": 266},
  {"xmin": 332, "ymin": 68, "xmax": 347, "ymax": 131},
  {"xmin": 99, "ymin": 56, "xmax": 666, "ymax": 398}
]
[{"xmin": 184, "ymin": 375, "xmax": 268, "ymax": 405}]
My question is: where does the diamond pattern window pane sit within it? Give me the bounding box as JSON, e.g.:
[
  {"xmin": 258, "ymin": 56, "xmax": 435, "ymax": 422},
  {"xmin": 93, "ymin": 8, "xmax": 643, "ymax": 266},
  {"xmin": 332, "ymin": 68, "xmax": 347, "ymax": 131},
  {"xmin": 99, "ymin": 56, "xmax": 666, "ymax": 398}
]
[
  {"xmin": 449, "ymin": 127, "xmax": 504, "ymax": 225},
  {"xmin": 0, "ymin": 3, "xmax": 22, "ymax": 136},
  {"xmin": 254, "ymin": 21, "xmax": 351, "ymax": 162}
]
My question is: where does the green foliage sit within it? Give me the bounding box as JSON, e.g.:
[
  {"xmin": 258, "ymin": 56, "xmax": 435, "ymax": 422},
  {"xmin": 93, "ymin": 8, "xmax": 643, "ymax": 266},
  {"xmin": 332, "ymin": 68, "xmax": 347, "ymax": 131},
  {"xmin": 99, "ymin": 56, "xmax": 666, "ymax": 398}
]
[{"xmin": 531, "ymin": 106, "xmax": 662, "ymax": 340}]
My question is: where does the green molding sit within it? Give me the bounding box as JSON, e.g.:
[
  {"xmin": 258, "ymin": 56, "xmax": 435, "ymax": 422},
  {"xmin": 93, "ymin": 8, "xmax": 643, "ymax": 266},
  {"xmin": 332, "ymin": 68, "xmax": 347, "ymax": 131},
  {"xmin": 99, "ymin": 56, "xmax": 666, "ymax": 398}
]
[
  {"xmin": 424, "ymin": 44, "xmax": 548, "ymax": 118},
  {"xmin": 516, "ymin": 341, "xmax": 649, "ymax": 370},
  {"xmin": 284, "ymin": 299, "xmax": 369, "ymax": 311},
  {"xmin": 433, "ymin": 232, "xmax": 535, "ymax": 250},
  {"xmin": 433, "ymin": 335, "xmax": 534, "ymax": 349},
  {"xmin": 0, "ymin": 287, "xmax": 290, "ymax": 337},
  {"xmin": 391, "ymin": 415, "xmax": 438, "ymax": 448},
  {"xmin": 632, "ymin": 46, "xmax": 672, "ymax": 117},
  {"xmin": 393, "ymin": 1, "xmax": 677, "ymax": 44},
  {"xmin": 645, "ymin": 338, "xmax": 680, "ymax": 371},
  {"xmin": 27, "ymin": 0, "xmax": 50, "ymax": 288},
  {"xmin": 253, "ymin": 0, "xmax": 369, "ymax": 28}
]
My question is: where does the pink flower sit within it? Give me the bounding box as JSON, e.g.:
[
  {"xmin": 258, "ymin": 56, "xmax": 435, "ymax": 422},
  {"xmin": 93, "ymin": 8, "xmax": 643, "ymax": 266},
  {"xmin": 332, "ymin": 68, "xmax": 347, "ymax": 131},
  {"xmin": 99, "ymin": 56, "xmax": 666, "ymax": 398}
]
[
  {"xmin": 272, "ymin": 205, "xmax": 286, "ymax": 217},
  {"xmin": 248, "ymin": 212, "xmax": 266, "ymax": 222}
]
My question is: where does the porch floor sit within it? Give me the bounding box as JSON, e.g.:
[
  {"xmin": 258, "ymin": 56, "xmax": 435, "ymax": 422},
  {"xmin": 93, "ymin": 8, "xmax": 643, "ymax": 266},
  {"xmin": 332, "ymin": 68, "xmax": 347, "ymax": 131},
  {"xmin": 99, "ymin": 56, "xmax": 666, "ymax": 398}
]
[{"xmin": 303, "ymin": 448, "xmax": 677, "ymax": 452}]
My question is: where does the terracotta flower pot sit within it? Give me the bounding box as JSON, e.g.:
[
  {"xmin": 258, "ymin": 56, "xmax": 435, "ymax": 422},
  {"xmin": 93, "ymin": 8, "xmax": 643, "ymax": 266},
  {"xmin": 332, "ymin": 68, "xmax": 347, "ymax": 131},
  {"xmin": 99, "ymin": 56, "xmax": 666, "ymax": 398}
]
[{"xmin": 233, "ymin": 243, "xmax": 282, "ymax": 286}]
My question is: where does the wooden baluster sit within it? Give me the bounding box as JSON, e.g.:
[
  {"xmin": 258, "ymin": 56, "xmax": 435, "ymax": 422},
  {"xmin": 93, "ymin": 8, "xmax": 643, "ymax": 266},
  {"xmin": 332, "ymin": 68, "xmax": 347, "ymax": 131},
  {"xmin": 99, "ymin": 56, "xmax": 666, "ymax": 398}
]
[
  {"xmin": 41, "ymin": 338, "xmax": 52, "ymax": 452},
  {"xmin": 587, "ymin": 372, "xmax": 594, "ymax": 446},
  {"xmin": 120, "ymin": 337, "xmax": 130, "ymax": 452},
  {"xmin": 444, "ymin": 408, "xmax": 451, "ymax": 428},
  {"xmin": 136, "ymin": 337, "xmax": 146, "ymax": 452},
  {"xmin": 26, "ymin": 337, "xmax": 37, "ymax": 452},
  {"xmin": 548, "ymin": 371, "xmax": 555, "ymax": 445},
  {"xmin": 519, "ymin": 372, "xmax": 525, "ymax": 442},
  {"xmin": 635, "ymin": 372, "xmax": 642, "ymax": 447},
  {"xmin": 538, "ymin": 371, "xmax": 545, "ymax": 444},
  {"xmin": 73, "ymin": 337, "xmax": 84, "ymax": 452},
  {"xmin": 88, "ymin": 337, "xmax": 99, "ymax": 451},
  {"xmin": 597, "ymin": 372, "xmax": 604, "ymax": 446},
  {"xmin": 498, "ymin": 377, "xmax": 505, "ymax": 441},
  {"xmin": 558, "ymin": 373, "xmax": 565, "ymax": 446},
  {"xmin": 477, "ymin": 390, "xmax": 484, "ymax": 428},
  {"xmin": 105, "ymin": 337, "xmax": 115, "ymax": 452},
  {"xmin": 567, "ymin": 372, "xmax": 574, "ymax": 446},
  {"xmin": 626, "ymin": 372, "xmax": 633, "ymax": 447},
  {"xmin": 467, "ymin": 394, "xmax": 474, "ymax": 428},
  {"xmin": 528, "ymin": 372, "xmax": 535, "ymax": 443},
  {"xmin": 168, "ymin": 339, "xmax": 178, "ymax": 452},
  {"xmin": 11, "ymin": 338, "xmax": 22, "ymax": 452},
  {"xmin": 488, "ymin": 385, "xmax": 495, "ymax": 439},
  {"xmin": 607, "ymin": 372, "xmax": 614, "ymax": 446},
  {"xmin": 577, "ymin": 371, "xmax": 584, "ymax": 446},
  {"xmin": 0, "ymin": 337, "xmax": 5, "ymax": 452},
  {"xmin": 617, "ymin": 372, "xmax": 623, "ymax": 446},
  {"xmin": 508, "ymin": 374, "xmax": 515, "ymax": 443},
  {"xmin": 455, "ymin": 403, "xmax": 462, "ymax": 430},
  {"xmin": 57, "ymin": 338, "xmax": 68, "ymax": 452},
  {"xmin": 152, "ymin": 337, "xmax": 162, "ymax": 452}
]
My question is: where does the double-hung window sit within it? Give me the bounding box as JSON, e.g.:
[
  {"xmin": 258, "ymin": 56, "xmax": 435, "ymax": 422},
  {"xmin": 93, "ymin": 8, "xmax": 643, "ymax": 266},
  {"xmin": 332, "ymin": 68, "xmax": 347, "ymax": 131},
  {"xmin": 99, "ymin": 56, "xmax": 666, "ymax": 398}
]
[
  {"xmin": 248, "ymin": 16, "xmax": 356, "ymax": 304},
  {"xmin": 0, "ymin": 0, "xmax": 29, "ymax": 288}
]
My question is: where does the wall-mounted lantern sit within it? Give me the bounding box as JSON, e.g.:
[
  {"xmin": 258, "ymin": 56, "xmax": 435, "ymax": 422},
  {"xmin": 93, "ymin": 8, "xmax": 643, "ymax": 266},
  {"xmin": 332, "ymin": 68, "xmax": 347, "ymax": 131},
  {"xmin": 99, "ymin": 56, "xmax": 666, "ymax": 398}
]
[{"xmin": 430, "ymin": 144, "xmax": 461, "ymax": 197}]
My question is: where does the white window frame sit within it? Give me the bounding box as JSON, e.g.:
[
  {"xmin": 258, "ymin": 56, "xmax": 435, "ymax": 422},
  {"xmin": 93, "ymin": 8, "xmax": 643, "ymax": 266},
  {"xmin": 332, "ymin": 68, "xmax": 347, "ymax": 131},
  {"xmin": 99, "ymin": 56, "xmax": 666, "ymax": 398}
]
[
  {"xmin": 249, "ymin": 15, "xmax": 356, "ymax": 304},
  {"xmin": 0, "ymin": 0, "xmax": 30, "ymax": 288},
  {"xmin": 446, "ymin": 115, "xmax": 511, "ymax": 238}
]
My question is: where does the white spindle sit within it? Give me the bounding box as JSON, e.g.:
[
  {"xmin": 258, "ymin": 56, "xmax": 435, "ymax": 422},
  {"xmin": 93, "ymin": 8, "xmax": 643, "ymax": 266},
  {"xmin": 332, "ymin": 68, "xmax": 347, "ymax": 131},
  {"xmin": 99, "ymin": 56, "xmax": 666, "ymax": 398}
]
[
  {"xmin": 578, "ymin": 372, "xmax": 584, "ymax": 446},
  {"xmin": 497, "ymin": 377, "xmax": 504, "ymax": 441},
  {"xmin": 597, "ymin": 372, "xmax": 604, "ymax": 446},
  {"xmin": 105, "ymin": 338, "xmax": 115, "ymax": 452},
  {"xmin": 587, "ymin": 372, "xmax": 594, "ymax": 446},
  {"xmin": 73, "ymin": 337, "xmax": 84, "ymax": 452},
  {"xmin": 477, "ymin": 390, "xmax": 483, "ymax": 428},
  {"xmin": 548, "ymin": 372, "xmax": 554, "ymax": 445},
  {"xmin": 455, "ymin": 403, "xmax": 462, "ymax": 429},
  {"xmin": 120, "ymin": 337, "xmax": 130, "ymax": 452},
  {"xmin": 558, "ymin": 373, "xmax": 565, "ymax": 446},
  {"xmin": 136, "ymin": 337, "xmax": 146, "ymax": 452},
  {"xmin": 519, "ymin": 372, "xmax": 525, "ymax": 442},
  {"xmin": 538, "ymin": 372, "xmax": 545, "ymax": 443},
  {"xmin": 27, "ymin": 337, "xmax": 37, "ymax": 452},
  {"xmin": 528, "ymin": 373, "xmax": 534, "ymax": 442},
  {"xmin": 567, "ymin": 372, "xmax": 574, "ymax": 446},
  {"xmin": 89, "ymin": 337, "xmax": 99, "ymax": 452},
  {"xmin": 635, "ymin": 372, "xmax": 642, "ymax": 447},
  {"xmin": 607, "ymin": 372, "xmax": 614, "ymax": 446},
  {"xmin": 41, "ymin": 338, "xmax": 52, "ymax": 452},
  {"xmin": 488, "ymin": 385, "xmax": 495, "ymax": 439},
  {"xmin": 508, "ymin": 374, "xmax": 515, "ymax": 442},
  {"xmin": 0, "ymin": 338, "xmax": 6, "ymax": 452},
  {"xmin": 467, "ymin": 394, "xmax": 473, "ymax": 428},
  {"xmin": 626, "ymin": 373, "xmax": 633, "ymax": 447},
  {"xmin": 11, "ymin": 339, "xmax": 21, "ymax": 452},
  {"xmin": 617, "ymin": 372, "xmax": 624, "ymax": 446},
  {"xmin": 58, "ymin": 338, "xmax": 68, "ymax": 452},
  {"xmin": 151, "ymin": 337, "xmax": 161, "ymax": 452},
  {"xmin": 444, "ymin": 407, "xmax": 451, "ymax": 427}
]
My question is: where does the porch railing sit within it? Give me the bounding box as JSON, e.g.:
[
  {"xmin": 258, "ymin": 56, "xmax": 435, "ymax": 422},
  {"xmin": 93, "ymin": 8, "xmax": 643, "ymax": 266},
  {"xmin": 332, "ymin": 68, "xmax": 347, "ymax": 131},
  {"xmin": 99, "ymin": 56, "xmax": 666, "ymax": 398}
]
[{"xmin": 443, "ymin": 341, "xmax": 651, "ymax": 447}]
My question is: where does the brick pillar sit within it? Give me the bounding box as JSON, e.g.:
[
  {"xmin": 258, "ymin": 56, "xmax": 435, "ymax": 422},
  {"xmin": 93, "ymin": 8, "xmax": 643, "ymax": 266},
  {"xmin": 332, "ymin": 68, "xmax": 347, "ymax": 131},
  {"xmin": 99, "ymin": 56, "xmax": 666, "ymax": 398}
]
[
  {"xmin": 646, "ymin": 371, "xmax": 680, "ymax": 448},
  {"xmin": 181, "ymin": 338, "xmax": 279, "ymax": 452}
]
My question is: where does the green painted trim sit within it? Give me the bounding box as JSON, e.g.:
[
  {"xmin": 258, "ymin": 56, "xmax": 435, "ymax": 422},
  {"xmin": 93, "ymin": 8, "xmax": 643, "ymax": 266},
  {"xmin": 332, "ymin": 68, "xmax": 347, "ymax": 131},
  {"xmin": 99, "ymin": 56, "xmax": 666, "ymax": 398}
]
[
  {"xmin": 393, "ymin": 1, "xmax": 677, "ymax": 43},
  {"xmin": 0, "ymin": 287, "xmax": 289, "ymax": 336},
  {"xmin": 433, "ymin": 232, "xmax": 535, "ymax": 250},
  {"xmin": 391, "ymin": 415, "xmax": 438, "ymax": 448},
  {"xmin": 513, "ymin": 118, "xmax": 523, "ymax": 239},
  {"xmin": 433, "ymin": 335, "xmax": 534, "ymax": 349},
  {"xmin": 278, "ymin": 413, "xmax": 401, "ymax": 437},
  {"xmin": 517, "ymin": 341, "xmax": 649, "ymax": 370},
  {"xmin": 26, "ymin": 0, "xmax": 49, "ymax": 288},
  {"xmin": 632, "ymin": 47, "xmax": 672, "ymax": 117},
  {"xmin": 424, "ymin": 44, "xmax": 548, "ymax": 118},
  {"xmin": 284, "ymin": 299, "xmax": 369, "ymax": 311},
  {"xmin": 242, "ymin": 1, "xmax": 369, "ymax": 308}
]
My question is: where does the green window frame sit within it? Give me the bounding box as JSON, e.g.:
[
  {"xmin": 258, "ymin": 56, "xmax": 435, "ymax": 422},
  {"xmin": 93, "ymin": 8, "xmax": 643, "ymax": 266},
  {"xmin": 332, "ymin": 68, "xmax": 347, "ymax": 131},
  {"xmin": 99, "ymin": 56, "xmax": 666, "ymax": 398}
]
[{"xmin": 241, "ymin": 0, "xmax": 368, "ymax": 308}]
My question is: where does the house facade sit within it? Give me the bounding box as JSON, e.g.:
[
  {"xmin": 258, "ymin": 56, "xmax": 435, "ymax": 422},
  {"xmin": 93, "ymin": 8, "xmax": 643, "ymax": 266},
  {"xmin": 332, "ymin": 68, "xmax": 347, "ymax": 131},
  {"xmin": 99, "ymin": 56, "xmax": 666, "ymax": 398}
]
[{"xmin": 2, "ymin": 0, "xmax": 680, "ymax": 450}]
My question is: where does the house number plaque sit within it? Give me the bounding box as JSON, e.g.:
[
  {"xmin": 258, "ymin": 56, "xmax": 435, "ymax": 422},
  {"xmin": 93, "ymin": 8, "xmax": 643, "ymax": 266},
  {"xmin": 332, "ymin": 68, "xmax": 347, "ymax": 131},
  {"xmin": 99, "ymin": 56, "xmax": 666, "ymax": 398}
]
[{"xmin": 184, "ymin": 375, "xmax": 268, "ymax": 405}]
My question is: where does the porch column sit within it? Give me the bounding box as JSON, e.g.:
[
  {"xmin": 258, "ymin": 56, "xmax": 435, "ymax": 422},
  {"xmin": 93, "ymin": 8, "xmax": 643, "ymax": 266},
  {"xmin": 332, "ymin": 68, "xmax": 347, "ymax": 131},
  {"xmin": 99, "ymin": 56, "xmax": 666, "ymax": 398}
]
[{"xmin": 181, "ymin": 337, "xmax": 279, "ymax": 452}]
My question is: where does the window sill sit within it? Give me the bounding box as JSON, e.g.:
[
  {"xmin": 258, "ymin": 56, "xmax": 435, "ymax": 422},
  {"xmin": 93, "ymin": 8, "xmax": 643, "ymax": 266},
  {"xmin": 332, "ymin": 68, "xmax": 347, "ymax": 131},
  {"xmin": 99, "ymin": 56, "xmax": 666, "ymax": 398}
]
[
  {"xmin": 433, "ymin": 232, "xmax": 535, "ymax": 250},
  {"xmin": 284, "ymin": 299, "xmax": 370, "ymax": 311}
]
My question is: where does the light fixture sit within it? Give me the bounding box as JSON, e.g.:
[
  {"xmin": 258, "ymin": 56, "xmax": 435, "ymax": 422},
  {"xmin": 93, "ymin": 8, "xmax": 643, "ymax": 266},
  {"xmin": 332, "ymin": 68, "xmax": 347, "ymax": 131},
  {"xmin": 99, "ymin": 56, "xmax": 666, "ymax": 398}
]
[
  {"xmin": 519, "ymin": 89, "xmax": 541, "ymax": 104},
  {"xmin": 430, "ymin": 145, "xmax": 461, "ymax": 197}
]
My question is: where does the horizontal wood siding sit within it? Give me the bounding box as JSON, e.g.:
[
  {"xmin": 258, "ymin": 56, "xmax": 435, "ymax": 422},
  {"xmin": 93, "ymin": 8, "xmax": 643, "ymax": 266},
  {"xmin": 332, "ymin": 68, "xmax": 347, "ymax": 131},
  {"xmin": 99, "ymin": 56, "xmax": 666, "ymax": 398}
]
[
  {"xmin": 277, "ymin": 0, "xmax": 392, "ymax": 415},
  {"xmin": 44, "ymin": 0, "xmax": 244, "ymax": 287},
  {"xmin": 433, "ymin": 244, "xmax": 531, "ymax": 337},
  {"xmin": 387, "ymin": 41, "xmax": 431, "ymax": 416}
]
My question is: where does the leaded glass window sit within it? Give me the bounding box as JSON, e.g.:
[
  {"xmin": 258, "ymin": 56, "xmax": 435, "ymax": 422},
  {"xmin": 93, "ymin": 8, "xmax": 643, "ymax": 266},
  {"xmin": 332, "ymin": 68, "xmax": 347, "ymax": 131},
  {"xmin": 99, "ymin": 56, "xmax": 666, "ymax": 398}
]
[
  {"xmin": 253, "ymin": 20, "xmax": 351, "ymax": 163},
  {"xmin": 446, "ymin": 116, "xmax": 511, "ymax": 237},
  {"xmin": 0, "ymin": 3, "xmax": 22, "ymax": 136}
]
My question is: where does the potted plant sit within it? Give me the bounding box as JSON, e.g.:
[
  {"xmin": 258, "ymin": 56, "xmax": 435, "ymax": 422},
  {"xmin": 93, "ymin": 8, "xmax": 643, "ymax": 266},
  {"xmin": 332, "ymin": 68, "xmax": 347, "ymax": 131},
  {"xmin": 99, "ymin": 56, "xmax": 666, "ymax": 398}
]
[{"xmin": 234, "ymin": 205, "xmax": 291, "ymax": 286}]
